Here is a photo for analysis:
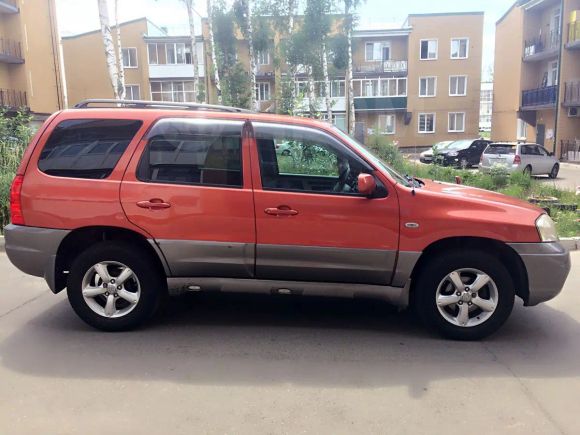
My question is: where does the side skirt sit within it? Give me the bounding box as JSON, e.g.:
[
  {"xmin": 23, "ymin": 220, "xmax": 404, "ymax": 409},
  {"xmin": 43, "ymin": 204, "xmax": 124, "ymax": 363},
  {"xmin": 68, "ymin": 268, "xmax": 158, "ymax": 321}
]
[{"xmin": 167, "ymin": 277, "xmax": 411, "ymax": 308}]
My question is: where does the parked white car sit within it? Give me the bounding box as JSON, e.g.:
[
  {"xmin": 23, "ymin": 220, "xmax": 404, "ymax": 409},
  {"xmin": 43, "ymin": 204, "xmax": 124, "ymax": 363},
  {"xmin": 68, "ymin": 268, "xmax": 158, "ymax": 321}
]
[{"xmin": 479, "ymin": 142, "xmax": 560, "ymax": 178}]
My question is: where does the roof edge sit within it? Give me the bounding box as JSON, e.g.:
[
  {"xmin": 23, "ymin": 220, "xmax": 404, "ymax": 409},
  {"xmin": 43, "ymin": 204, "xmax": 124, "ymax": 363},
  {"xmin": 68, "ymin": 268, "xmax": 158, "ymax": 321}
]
[
  {"xmin": 407, "ymin": 11, "xmax": 484, "ymax": 18},
  {"xmin": 62, "ymin": 17, "xmax": 152, "ymax": 40}
]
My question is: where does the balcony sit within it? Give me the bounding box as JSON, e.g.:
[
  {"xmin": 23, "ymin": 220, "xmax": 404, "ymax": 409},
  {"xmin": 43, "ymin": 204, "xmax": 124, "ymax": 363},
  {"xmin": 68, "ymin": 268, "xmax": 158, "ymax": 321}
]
[
  {"xmin": 0, "ymin": 0, "xmax": 18, "ymax": 14},
  {"xmin": 352, "ymin": 77, "xmax": 407, "ymax": 111},
  {"xmin": 523, "ymin": 30, "xmax": 560, "ymax": 62},
  {"xmin": 0, "ymin": 89, "xmax": 27, "ymax": 109},
  {"xmin": 521, "ymin": 85, "xmax": 558, "ymax": 110},
  {"xmin": 563, "ymin": 81, "xmax": 580, "ymax": 107},
  {"xmin": 353, "ymin": 60, "xmax": 407, "ymax": 76},
  {"xmin": 567, "ymin": 20, "xmax": 580, "ymax": 49},
  {"xmin": 0, "ymin": 38, "xmax": 24, "ymax": 64},
  {"xmin": 354, "ymin": 97, "xmax": 407, "ymax": 111}
]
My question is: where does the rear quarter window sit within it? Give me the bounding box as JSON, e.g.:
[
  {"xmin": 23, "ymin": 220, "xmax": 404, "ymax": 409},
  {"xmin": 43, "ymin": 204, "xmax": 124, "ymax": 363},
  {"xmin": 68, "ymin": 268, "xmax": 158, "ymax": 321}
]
[
  {"xmin": 38, "ymin": 119, "xmax": 143, "ymax": 179},
  {"xmin": 484, "ymin": 144, "xmax": 516, "ymax": 155}
]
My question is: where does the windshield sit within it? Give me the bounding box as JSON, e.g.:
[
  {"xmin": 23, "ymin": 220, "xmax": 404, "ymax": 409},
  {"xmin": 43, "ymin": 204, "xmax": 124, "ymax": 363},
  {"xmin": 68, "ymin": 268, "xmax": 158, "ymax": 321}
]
[
  {"xmin": 331, "ymin": 127, "xmax": 412, "ymax": 187},
  {"xmin": 447, "ymin": 140, "xmax": 473, "ymax": 150},
  {"xmin": 433, "ymin": 141, "xmax": 453, "ymax": 150}
]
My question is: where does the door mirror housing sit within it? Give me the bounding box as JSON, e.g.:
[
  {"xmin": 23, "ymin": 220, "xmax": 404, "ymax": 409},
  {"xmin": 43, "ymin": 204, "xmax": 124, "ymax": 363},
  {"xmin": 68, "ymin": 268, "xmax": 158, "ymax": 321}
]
[{"xmin": 358, "ymin": 173, "xmax": 376, "ymax": 197}]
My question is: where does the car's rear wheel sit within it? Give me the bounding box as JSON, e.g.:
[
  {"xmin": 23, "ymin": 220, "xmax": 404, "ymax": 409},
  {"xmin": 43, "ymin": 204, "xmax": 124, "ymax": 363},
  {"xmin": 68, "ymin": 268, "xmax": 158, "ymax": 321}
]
[
  {"xmin": 67, "ymin": 242, "xmax": 165, "ymax": 331},
  {"xmin": 414, "ymin": 250, "xmax": 515, "ymax": 340},
  {"xmin": 523, "ymin": 165, "xmax": 532, "ymax": 176},
  {"xmin": 549, "ymin": 163, "xmax": 559, "ymax": 179}
]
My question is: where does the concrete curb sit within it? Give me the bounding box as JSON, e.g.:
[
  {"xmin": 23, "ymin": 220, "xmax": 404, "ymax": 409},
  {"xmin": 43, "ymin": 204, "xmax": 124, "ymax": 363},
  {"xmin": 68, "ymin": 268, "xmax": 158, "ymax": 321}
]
[{"xmin": 0, "ymin": 234, "xmax": 578, "ymax": 255}]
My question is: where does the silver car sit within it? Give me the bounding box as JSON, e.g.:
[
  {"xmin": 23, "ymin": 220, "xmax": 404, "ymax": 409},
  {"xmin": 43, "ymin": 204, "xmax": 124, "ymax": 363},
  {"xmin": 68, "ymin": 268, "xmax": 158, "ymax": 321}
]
[{"xmin": 479, "ymin": 142, "xmax": 560, "ymax": 178}]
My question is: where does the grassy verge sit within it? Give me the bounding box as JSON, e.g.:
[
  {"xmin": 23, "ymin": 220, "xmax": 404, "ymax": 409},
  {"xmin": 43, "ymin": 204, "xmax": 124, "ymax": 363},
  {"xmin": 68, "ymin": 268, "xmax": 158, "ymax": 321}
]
[{"xmin": 366, "ymin": 134, "xmax": 580, "ymax": 238}]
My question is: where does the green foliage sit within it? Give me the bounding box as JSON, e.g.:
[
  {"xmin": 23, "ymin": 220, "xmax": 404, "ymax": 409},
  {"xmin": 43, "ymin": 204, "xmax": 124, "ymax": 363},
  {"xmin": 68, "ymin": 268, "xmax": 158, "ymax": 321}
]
[
  {"xmin": 328, "ymin": 34, "xmax": 348, "ymax": 71},
  {"xmin": 0, "ymin": 110, "xmax": 33, "ymax": 232},
  {"xmin": 489, "ymin": 165, "xmax": 509, "ymax": 189},
  {"xmin": 277, "ymin": 142, "xmax": 338, "ymax": 177},
  {"xmin": 221, "ymin": 62, "xmax": 253, "ymax": 109}
]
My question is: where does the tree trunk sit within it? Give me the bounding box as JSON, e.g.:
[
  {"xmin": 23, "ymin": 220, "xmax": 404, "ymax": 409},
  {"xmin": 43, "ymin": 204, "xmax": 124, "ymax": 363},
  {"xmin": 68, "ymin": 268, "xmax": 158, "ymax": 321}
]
[
  {"xmin": 322, "ymin": 41, "xmax": 332, "ymax": 122},
  {"xmin": 345, "ymin": 4, "xmax": 355, "ymax": 135},
  {"xmin": 207, "ymin": 0, "xmax": 222, "ymax": 104},
  {"xmin": 185, "ymin": 0, "xmax": 200, "ymax": 103},
  {"xmin": 287, "ymin": 0, "xmax": 297, "ymax": 104},
  {"xmin": 114, "ymin": 0, "xmax": 126, "ymax": 99},
  {"xmin": 97, "ymin": 0, "xmax": 120, "ymax": 99},
  {"xmin": 306, "ymin": 65, "xmax": 316, "ymax": 116},
  {"xmin": 246, "ymin": 0, "xmax": 257, "ymax": 110}
]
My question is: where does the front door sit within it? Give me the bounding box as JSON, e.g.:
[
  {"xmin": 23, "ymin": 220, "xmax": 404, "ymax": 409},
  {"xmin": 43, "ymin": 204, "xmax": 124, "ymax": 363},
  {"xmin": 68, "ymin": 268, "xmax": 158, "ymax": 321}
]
[
  {"xmin": 249, "ymin": 122, "xmax": 399, "ymax": 285},
  {"xmin": 121, "ymin": 117, "xmax": 256, "ymax": 278},
  {"xmin": 536, "ymin": 124, "xmax": 545, "ymax": 146}
]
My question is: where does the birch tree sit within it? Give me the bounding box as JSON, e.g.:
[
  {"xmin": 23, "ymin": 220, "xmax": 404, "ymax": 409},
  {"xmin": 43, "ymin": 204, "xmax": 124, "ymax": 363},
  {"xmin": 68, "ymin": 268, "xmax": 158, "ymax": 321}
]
[
  {"xmin": 322, "ymin": 41, "xmax": 332, "ymax": 121},
  {"xmin": 183, "ymin": 0, "xmax": 200, "ymax": 102},
  {"xmin": 207, "ymin": 0, "xmax": 222, "ymax": 103},
  {"xmin": 344, "ymin": 0, "xmax": 356, "ymax": 135},
  {"xmin": 97, "ymin": 0, "xmax": 120, "ymax": 99},
  {"xmin": 114, "ymin": 0, "xmax": 126, "ymax": 99},
  {"xmin": 233, "ymin": 0, "xmax": 257, "ymax": 109}
]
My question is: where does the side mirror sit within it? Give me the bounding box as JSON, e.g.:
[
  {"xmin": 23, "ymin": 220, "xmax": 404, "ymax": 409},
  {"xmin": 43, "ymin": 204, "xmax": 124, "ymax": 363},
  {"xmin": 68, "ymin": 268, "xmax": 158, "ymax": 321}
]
[{"xmin": 358, "ymin": 173, "xmax": 376, "ymax": 197}]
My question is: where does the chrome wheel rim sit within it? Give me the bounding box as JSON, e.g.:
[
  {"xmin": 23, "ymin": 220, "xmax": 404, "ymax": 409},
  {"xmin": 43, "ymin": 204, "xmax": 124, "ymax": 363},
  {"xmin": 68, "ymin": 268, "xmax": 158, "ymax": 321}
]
[
  {"xmin": 81, "ymin": 261, "xmax": 141, "ymax": 318},
  {"xmin": 435, "ymin": 268, "xmax": 498, "ymax": 327}
]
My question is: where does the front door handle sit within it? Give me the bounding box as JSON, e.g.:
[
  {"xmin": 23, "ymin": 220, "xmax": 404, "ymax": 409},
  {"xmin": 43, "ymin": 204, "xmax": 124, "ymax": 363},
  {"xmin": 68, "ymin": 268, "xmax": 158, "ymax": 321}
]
[
  {"xmin": 137, "ymin": 199, "xmax": 171, "ymax": 210},
  {"xmin": 264, "ymin": 206, "xmax": 298, "ymax": 216}
]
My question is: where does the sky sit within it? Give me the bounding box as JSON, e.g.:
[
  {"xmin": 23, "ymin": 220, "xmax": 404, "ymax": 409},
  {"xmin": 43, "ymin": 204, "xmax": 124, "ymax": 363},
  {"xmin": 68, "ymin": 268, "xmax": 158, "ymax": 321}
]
[{"xmin": 55, "ymin": 0, "xmax": 514, "ymax": 79}]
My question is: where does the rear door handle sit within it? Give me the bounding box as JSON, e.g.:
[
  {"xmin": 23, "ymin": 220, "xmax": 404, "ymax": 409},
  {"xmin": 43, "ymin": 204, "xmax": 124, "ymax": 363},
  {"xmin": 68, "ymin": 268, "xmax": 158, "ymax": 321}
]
[
  {"xmin": 264, "ymin": 206, "xmax": 298, "ymax": 216},
  {"xmin": 137, "ymin": 199, "xmax": 171, "ymax": 210}
]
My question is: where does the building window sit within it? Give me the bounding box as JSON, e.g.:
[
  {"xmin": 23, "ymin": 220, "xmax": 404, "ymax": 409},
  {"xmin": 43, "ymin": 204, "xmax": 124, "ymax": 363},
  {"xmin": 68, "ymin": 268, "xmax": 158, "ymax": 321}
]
[
  {"xmin": 449, "ymin": 75, "xmax": 467, "ymax": 96},
  {"xmin": 147, "ymin": 43, "xmax": 192, "ymax": 65},
  {"xmin": 378, "ymin": 114, "xmax": 395, "ymax": 134},
  {"xmin": 125, "ymin": 85, "xmax": 140, "ymax": 100},
  {"xmin": 448, "ymin": 112, "xmax": 465, "ymax": 132},
  {"xmin": 331, "ymin": 80, "xmax": 345, "ymax": 97},
  {"xmin": 517, "ymin": 119, "xmax": 527, "ymax": 139},
  {"xmin": 420, "ymin": 39, "xmax": 437, "ymax": 60},
  {"xmin": 450, "ymin": 38, "xmax": 469, "ymax": 59},
  {"xmin": 419, "ymin": 77, "xmax": 437, "ymax": 97},
  {"xmin": 365, "ymin": 42, "xmax": 390, "ymax": 61},
  {"xmin": 548, "ymin": 61, "xmax": 559, "ymax": 86},
  {"xmin": 150, "ymin": 81, "xmax": 195, "ymax": 102},
  {"xmin": 418, "ymin": 113, "xmax": 435, "ymax": 133},
  {"xmin": 255, "ymin": 82, "xmax": 271, "ymax": 101},
  {"xmin": 122, "ymin": 48, "xmax": 138, "ymax": 68},
  {"xmin": 256, "ymin": 49, "xmax": 270, "ymax": 65}
]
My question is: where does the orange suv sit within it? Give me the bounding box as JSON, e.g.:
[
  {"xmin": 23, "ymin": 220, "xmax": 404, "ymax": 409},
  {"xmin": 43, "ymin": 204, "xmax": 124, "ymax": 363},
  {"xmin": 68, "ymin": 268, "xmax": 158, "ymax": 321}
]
[{"xmin": 4, "ymin": 100, "xmax": 571, "ymax": 340}]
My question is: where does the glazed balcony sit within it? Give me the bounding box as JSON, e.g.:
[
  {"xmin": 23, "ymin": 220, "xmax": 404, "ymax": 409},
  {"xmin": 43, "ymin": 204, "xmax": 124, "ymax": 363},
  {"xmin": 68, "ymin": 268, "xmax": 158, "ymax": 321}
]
[
  {"xmin": 0, "ymin": 38, "xmax": 24, "ymax": 64},
  {"xmin": 354, "ymin": 60, "xmax": 408, "ymax": 76},
  {"xmin": 521, "ymin": 85, "xmax": 558, "ymax": 110},
  {"xmin": 523, "ymin": 30, "xmax": 560, "ymax": 61},
  {"xmin": 0, "ymin": 89, "xmax": 27, "ymax": 109}
]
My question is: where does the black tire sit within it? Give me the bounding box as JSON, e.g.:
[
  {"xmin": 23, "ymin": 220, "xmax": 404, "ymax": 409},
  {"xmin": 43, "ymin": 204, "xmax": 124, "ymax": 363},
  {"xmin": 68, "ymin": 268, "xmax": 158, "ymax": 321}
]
[
  {"xmin": 523, "ymin": 165, "xmax": 532, "ymax": 176},
  {"xmin": 67, "ymin": 241, "xmax": 166, "ymax": 331},
  {"xmin": 414, "ymin": 250, "xmax": 515, "ymax": 340},
  {"xmin": 549, "ymin": 163, "xmax": 559, "ymax": 179}
]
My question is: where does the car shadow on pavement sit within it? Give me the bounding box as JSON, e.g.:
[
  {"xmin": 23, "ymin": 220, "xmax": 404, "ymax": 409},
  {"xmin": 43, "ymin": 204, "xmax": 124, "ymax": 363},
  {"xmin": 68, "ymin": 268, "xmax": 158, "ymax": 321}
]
[{"xmin": 1, "ymin": 292, "xmax": 579, "ymax": 397}]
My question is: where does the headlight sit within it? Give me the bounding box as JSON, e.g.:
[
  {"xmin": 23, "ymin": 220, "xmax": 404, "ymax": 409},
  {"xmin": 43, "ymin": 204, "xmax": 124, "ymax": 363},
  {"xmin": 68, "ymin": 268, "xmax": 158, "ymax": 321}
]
[
  {"xmin": 536, "ymin": 214, "xmax": 558, "ymax": 242},
  {"xmin": 448, "ymin": 151, "xmax": 458, "ymax": 156}
]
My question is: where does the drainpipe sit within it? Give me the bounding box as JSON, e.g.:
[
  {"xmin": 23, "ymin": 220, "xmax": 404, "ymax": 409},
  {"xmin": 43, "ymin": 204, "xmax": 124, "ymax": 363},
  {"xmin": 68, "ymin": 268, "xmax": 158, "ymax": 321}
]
[{"xmin": 553, "ymin": 0, "xmax": 564, "ymax": 157}]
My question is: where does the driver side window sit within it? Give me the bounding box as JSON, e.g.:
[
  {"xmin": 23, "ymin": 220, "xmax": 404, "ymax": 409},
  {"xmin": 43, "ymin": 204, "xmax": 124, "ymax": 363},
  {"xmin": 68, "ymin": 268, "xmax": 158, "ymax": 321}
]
[{"xmin": 254, "ymin": 122, "xmax": 368, "ymax": 195}]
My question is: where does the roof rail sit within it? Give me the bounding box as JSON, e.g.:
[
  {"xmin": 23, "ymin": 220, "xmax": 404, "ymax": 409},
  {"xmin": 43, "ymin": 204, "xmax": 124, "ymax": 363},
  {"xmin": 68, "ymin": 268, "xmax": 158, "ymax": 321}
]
[{"xmin": 73, "ymin": 99, "xmax": 254, "ymax": 113}]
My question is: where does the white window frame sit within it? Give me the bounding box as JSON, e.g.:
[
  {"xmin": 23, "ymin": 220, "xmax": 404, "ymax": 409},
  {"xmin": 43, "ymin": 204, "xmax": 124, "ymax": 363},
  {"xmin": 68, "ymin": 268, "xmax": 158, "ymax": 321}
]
[
  {"xmin": 448, "ymin": 112, "xmax": 466, "ymax": 133},
  {"xmin": 419, "ymin": 76, "xmax": 437, "ymax": 97},
  {"xmin": 449, "ymin": 75, "xmax": 468, "ymax": 96},
  {"xmin": 419, "ymin": 39, "xmax": 438, "ymax": 60},
  {"xmin": 365, "ymin": 41, "xmax": 390, "ymax": 61},
  {"xmin": 378, "ymin": 114, "xmax": 396, "ymax": 135},
  {"xmin": 122, "ymin": 47, "xmax": 138, "ymax": 68},
  {"xmin": 124, "ymin": 84, "xmax": 140, "ymax": 100},
  {"xmin": 330, "ymin": 80, "xmax": 346, "ymax": 97},
  {"xmin": 256, "ymin": 49, "xmax": 270, "ymax": 65},
  {"xmin": 256, "ymin": 82, "xmax": 271, "ymax": 101},
  {"xmin": 517, "ymin": 119, "xmax": 527, "ymax": 139},
  {"xmin": 418, "ymin": 113, "xmax": 436, "ymax": 134},
  {"xmin": 450, "ymin": 37, "xmax": 469, "ymax": 59},
  {"xmin": 150, "ymin": 81, "xmax": 196, "ymax": 102}
]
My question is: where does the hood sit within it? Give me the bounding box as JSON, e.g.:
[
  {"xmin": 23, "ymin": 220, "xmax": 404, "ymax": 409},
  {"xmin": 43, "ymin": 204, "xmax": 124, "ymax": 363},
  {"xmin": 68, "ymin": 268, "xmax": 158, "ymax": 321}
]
[{"xmin": 420, "ymin": 149, "xmax": 433, "ymax": 157}]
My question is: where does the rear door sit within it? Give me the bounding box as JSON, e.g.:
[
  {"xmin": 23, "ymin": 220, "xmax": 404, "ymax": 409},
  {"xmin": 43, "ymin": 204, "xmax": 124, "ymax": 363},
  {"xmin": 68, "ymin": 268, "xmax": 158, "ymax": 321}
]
[
  {"xmin": 469, "ymin": 140, "xmax": 488, "ymax": 165},
  {"xmin": 249, "ymin": 122, "xmax": 400, "ymax": 285},
  {"xmin": 535, "ymin": 145, "xmax": 552, "ymax": 173},
  {"xmin": 120, "ymin": 117, "xmax": 256, "ymax": 278}
]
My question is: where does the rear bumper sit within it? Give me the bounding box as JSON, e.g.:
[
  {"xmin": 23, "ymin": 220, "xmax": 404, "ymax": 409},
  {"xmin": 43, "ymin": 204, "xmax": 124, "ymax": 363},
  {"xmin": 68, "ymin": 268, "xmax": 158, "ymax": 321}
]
[
  {"xmin": 508, "ymin": 242, "xmax": 571, "ymax": 306},
  {"xmin": 3, "ymin": 224, "xmax": 70, "ymax": 292}
]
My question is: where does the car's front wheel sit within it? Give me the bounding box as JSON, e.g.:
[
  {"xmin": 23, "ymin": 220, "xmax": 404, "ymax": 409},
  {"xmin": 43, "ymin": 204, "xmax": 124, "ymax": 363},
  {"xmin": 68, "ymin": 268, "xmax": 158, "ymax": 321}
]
[
  {"xmin": 414, "ymin": 250, "xmax": 515, "ymax": 340},
  {"xmin": 67, "ymin": 242, "xmax": 166, "ymax": 331},
  {"xmin": 549, "ymin": 163, "xmax": 559, "ymax": 179}
]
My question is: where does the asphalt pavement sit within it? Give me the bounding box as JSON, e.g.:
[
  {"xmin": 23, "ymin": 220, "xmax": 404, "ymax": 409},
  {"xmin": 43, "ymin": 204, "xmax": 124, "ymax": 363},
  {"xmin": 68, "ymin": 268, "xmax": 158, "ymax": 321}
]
[{"xmin": 1, "ymin": 251, "xmax": 579, "ymax": 434}]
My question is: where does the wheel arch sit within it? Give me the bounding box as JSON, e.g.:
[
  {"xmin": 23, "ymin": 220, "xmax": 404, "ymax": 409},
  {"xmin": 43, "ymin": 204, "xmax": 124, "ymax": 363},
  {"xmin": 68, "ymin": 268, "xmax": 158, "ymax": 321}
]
[
  {"xmin": 409, "ymin": 236, "xmax": 529, "ymax": 305},
  {"xmin": 53, "ymin": 226, "xmax": 169, "ymax": 294}
]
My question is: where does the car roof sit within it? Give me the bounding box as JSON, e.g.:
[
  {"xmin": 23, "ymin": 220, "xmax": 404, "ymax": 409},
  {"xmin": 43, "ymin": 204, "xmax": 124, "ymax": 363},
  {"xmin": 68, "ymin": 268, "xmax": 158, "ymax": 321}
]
[{"xmin": 489, "ymin": 142, "xmax": 540, "ymax": 146}]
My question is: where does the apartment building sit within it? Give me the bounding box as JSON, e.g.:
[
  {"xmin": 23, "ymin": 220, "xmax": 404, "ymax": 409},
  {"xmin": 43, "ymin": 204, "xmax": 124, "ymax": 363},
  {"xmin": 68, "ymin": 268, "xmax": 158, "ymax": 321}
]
[
  {"xmin": 0, "ymin": 0, "xmax": 64, "ymax": 118},
  {"xmin": 493, "ymin": 0, "xmax": 580, "ymax": 161},
  {"xmin": 62, "ymin": 17, "xmax": 205, "ymax": 106},
  {"xmin": 203, "ymin": 12, "xmax": 483, "ymax": 148}
]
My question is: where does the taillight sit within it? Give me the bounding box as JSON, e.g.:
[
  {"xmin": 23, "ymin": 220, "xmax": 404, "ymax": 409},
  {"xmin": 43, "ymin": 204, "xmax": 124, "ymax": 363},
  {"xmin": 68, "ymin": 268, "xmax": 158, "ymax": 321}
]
[
  {"xmin": 9, "ymin": 174, "xmax": 25, "ymax": 225},
  {"xmin": 514, "ymin": 155, "xmax": 521, "ymax": 165}
]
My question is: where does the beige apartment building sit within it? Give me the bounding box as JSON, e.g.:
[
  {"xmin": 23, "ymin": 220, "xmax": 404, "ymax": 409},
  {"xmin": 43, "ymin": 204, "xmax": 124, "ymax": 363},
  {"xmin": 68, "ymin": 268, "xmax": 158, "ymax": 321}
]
[
  {"xmin": 0, "ymin": 0, "xmax": 64, "ymax": 118},
  {"xmin": 203, "ymin": 12, "xmax": 484, "ymax": 147},
  {"xmin": 62, "ymin": 17, "xmax": 205, "ymax": 107},
  {"xmin": 493, "ymin": 0, "xmax": 580, "ymax": 161}
]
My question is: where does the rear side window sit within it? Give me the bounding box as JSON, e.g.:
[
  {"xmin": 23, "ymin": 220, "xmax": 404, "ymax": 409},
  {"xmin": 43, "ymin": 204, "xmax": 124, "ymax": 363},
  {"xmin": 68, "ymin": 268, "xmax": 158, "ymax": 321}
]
[
  {"xmin": 38, "ymin": 119, "xmax": 143, "ymax": 179},
  {"xmin": 137, "ymin": 118, "xmax": 243, "ymax": 187},
  {"xmin": 484, "ymin": 144, "xmax": 516, "ymax": 155}
]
